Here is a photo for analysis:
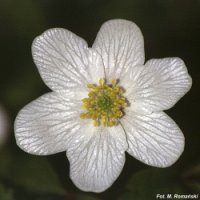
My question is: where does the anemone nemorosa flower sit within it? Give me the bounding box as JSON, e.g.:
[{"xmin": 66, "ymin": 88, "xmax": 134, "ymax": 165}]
[{"xmin": 14, "ymin": 19, "xmax": 192, "ymax": 192}]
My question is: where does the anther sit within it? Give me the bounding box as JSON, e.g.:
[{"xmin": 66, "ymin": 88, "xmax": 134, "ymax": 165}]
[{"xmin": 80, "ymin": 78, "xmax": 127, "ymax": 127}]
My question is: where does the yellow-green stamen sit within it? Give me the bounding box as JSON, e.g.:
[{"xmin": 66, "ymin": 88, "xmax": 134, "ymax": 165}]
[{"xmin": 80, "ymin": 79, "xmax": 127, "ymax": 127}]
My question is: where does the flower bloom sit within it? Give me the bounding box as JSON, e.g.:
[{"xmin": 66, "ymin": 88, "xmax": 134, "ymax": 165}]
[{"xmin": 14, "ymin": 19, "xmax": 192, "ymax": 192}]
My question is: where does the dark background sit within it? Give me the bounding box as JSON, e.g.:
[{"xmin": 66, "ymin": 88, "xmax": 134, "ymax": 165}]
[{"xmin": 0, "ymin": 0, "xmax": 199, "ymax": 200}]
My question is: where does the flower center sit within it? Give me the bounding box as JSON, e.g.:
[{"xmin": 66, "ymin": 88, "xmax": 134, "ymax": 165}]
[{"xmin": 80, "ymin": 79, "xmax": 127, "ymax": 127}]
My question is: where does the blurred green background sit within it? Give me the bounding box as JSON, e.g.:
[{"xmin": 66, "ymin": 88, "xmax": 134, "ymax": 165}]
[{"xmin": 0, "ymin": 0, "xmax": 199, "ymax": 199}]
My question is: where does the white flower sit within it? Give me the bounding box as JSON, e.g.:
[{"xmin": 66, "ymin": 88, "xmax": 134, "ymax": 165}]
[{"xmin": 14, "ymin": 19, "xmax": 192, "ymax": 192}]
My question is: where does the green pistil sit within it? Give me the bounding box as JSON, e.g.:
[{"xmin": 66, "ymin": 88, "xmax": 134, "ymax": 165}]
[{"xmin": 97, "ymin": 93, "xmax": 113, "ymax": 112}]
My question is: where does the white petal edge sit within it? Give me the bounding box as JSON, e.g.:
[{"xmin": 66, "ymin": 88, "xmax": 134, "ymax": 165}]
[
  {"xmin": 66, "ymin": 125, "xmax": 128, "ymax": 192},
  {"xmin": 32, "ymin": 28, "xmax": 104, "ymax": 91},
  {"xmin": 92, "ymin": 19, "xmax": 144, "ymax": 82},
  {"xmin": 14, "ymin": 91, "xmax": 88, "ymax": 155},
  {"xmin": 121, "ymin": 57, "xmax": 192, "ymax": 114},
  {"xmin": 121, "ymin": 110, "xmax": 185, "ymax": 167}
]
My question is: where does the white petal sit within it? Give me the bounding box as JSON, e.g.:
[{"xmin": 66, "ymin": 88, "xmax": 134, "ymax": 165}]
[
  {"xmin": 92, "ymin": 19, "xmax": 144, "ymax": 82},
  {"xmin": 122, "ymin": 57, "xmax": 192, "ymax": 114},
  {"xmin": 121, "ymin": 110, "xmax": 184, "ymax": 167},
  {"xmin": 32, "ymin": 28, "xmax": 104, "ymax": 91},
  {"xmin": 66, "ymin": 125, "xmax": 127, "ymax": 192},
  {"xmin": 14, "ymin": 91, "xmax": 87, "ymax": 155},
  {"xmin": 88, "ymin": 49, "xmax": 105, "ymax": 84}
]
